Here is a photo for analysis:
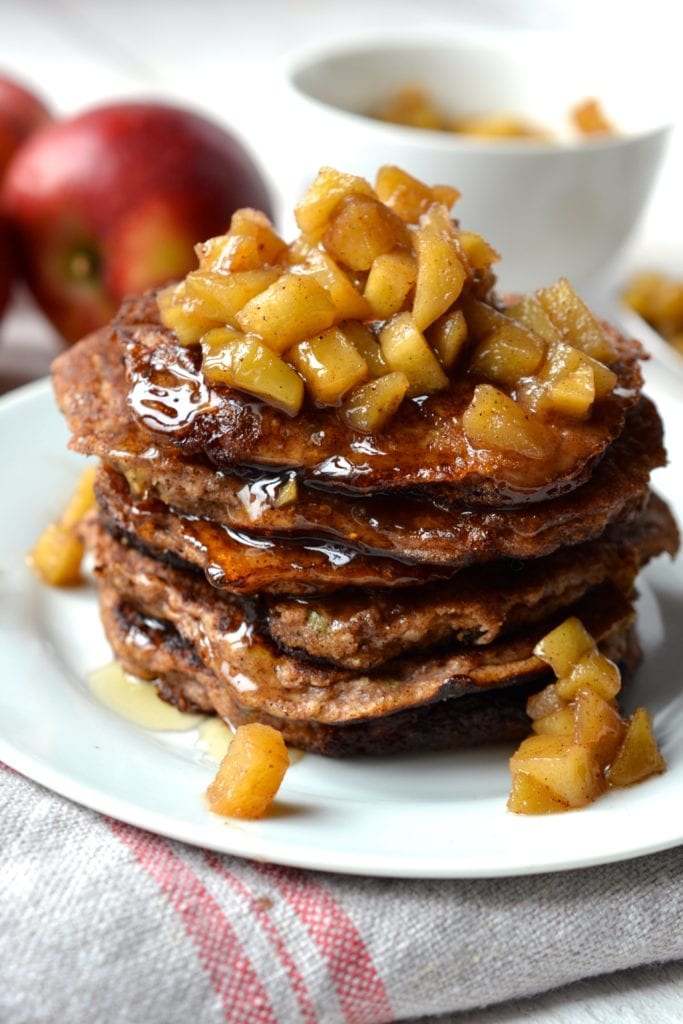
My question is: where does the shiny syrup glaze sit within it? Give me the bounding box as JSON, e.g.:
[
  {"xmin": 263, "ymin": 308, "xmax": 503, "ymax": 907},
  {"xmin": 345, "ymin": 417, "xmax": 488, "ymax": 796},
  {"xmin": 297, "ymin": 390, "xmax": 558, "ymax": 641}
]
[{"xmin": 122, "ymin": 322, "xmax": 643, "ymax": 504}]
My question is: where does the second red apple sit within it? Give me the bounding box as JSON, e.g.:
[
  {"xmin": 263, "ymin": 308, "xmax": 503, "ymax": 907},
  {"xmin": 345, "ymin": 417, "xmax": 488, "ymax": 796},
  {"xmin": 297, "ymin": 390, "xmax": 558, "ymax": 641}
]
[{"xmin": 2, "ymin": 102, "xmax": 274, "ymax": 342}]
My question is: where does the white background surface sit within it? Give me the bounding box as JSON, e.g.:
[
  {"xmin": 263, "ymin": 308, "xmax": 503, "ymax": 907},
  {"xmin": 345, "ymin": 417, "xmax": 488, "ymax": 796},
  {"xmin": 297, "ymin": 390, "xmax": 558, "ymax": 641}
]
[{"xmin": 1, "ymin": 2, "xmax": 683, "ymax": 1021}]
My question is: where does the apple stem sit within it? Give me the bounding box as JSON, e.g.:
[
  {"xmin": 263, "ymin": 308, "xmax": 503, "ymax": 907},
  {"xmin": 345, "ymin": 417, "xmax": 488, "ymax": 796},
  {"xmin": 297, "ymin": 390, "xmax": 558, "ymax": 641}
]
[{"xmin": 68, "ymin": 247, "xmax": 101, "ymax": 283}]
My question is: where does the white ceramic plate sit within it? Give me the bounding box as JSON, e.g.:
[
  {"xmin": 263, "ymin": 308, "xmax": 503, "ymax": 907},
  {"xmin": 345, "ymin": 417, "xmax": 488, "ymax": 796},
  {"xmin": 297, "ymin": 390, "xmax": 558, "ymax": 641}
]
[{"xmin": 1, "ymin": 378, "xmax": 682, "ymax": 879}]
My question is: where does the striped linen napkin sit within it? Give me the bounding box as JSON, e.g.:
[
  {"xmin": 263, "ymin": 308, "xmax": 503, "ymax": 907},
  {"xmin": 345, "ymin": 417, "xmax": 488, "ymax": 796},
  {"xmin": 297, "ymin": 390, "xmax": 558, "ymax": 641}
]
[{"xmin": 2, "ymin": 759, "xmax": 682, "ymax": 1024}]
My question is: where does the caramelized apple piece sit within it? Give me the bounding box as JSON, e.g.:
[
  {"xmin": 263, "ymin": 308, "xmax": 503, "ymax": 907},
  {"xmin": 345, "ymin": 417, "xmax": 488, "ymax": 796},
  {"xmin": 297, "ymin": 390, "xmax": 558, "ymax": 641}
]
[
  {"xmin": 608, "ymin": 708, "xmax": 666, "ymax": 788},
  {"xmin": 201, "ymin": 328, "xmax": 304, "ymax": 415},
  {"xmin": 29, "ymin": 523, "xmax": 85, "ymax": 587},
  {"xmin": 299, "ymin": 249, "xmax": 372, "ymax": 320},
  {"xmin": 533, "ymin": 616, "xmax": 595, "ymax": 678},
  {"xmin": 412, "ymin": 205, "xmax": 467, "ymax": 329},
  {"xmin": 342, "ymin": 372, "xmax": 410, "ymax": 433},
  {"xmin": 206, "ymin": 723, "xmax": 289, "ymax": 819},
  {"xmin": 29, "ymin": 465, "xmax": 97, "ymax": 587},
  {"xmin": 457, "ymin": 230, "xmax": 500, "ymax": 272},
  {"xmin": 468, "ymin": 305, "xmax": 546, "ymax": 386},
  {"xmin": 196, "ymin": 209, "xmax": 287, "ymax": 273},
  {"xmin": 236, "ymin": 273, "xmax": 336, "ymax": 353},
  {"xmin": 288, "ymin": 327, "xmax": 368, "ymax": 405},
  {"xmin": 537, "ymin": 278, "xmax": 615, "ymax": 363},
  {"xmin": 364, "ymin": 249, "xmax": 417, "ymax": 319},
  {"xmin": 60, "ymin": 464, "xmax": 97, "ymax": 529},
  {"xmin": 572, "ymin": 98, "xmax": 614, "ymax": 135},
  {"xmin": 507, "ymin": 294, "xmax": 563, "ymax": 344},
  {"xmin": 342, "ymin": 321, "xmax": 387, "ymax": 377},
  {"xmin": 532, "ymin": 706, "xmax": 576, "ymax": 738},
  {"xmin": 526, "ymin": 682, "xmax": 566, "ymax": 721},
  {"xmin": 509, "ymin": 735, "xmax": 604, "ymax": 809},
  {"xmin": 507, "ymin": 771, "xmax": 569, "ymax": 814},
  {"xmin": 157, "ymin": 282, "xmax": 219, "ymax": 345},
  {"xmin": 573, "ymin": 688, "xmax": 626, "ymax": 767},
  {"xmin": 375, "ymin": 165, "xmax": 459, "ymax": 223},
  {"xmin": 530, "ymin": 341, "xmax": 617, "ymax": 418},
  {"xmin": 295, "ymin": 167, "xmax": 375, "ymax": 240},
  {"xmin": 379, "ymin": 312, "xmax": 449, "ymax": 396},
  {"xmin": 427, "ymin": 308, "xmax": 468, "ymax": 369},
  {"xmin": 556, "ymin": 649, "xmax": 621, "ymax": 702},
  {"xmin": 323, "ymin": 194, "xmax": 410, "ymax": 272},
  {"xmin": 462, "ymin": 384, "xmax": 550, "ymax": 458},
  {"xmin": 184, "ymin": 268, "xmax": 280, "ymax": 325}
]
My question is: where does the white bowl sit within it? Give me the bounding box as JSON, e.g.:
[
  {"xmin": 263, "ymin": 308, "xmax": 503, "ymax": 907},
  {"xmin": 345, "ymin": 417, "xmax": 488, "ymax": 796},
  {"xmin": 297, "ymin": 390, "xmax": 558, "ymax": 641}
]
[{"xmin": 284, "ymin": 30, "xmax": 672, "ymax": 294}]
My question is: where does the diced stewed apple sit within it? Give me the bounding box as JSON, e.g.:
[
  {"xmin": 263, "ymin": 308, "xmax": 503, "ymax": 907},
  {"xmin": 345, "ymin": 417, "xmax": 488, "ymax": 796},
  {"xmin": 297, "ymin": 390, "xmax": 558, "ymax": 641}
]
[
  {"xmin": 412, "ymin": 205, "xmax": 467, "ymax": 329},
  {"xmin": 288, "ymin": 327, "xmax": 368, "ymax": 406},
  {"xmin": 427, "ymin": 308, "xmax": 468, "ymax": 370},
  {"xmin": 509, "ymin": 734, "xmax": 604, "ymax": 809},
  {"xmin": 29, "ymin": 523, "xmax": 85, "ymax": 587},
  {"xmin": 608, "ymin": 708, "xmax": 666, "ymax": 788},
  {"xmin": 555, "ymin": 649, "xmax": 621, "ymax": 702},
  {"xmin": 507, "ymin": 770, "xmax": 570, "ymax": 814},
  {"xmin": 341, "ymin": 321, "xmax": 387, "ymax": 377},
  {"xmin": 533, "ymin": 616, "xmax": 595, "ymax": 679},
  {"xmin": 537, "ymin": 278, "xmax": 615, "ymax": 363},
  {"xmin": 196, "ymin": 209, "xmax": 287, "ymax": 273},
  {"xmin": 60, "ymin": 464, "xmax": 97, "ymax": 529},
  {"xmin": 341, "ymin": 372, "xmax": 410, "ymax": 433},
  {"xmin": 462, "ymin": 384, "xmax": 550, "ymax": 459},
  {"xmin": 294, "ymin": 167, "xmax": 376, "ymax": 240},
  {"xmin": 298, "ymin": 249, "xmax": 372, "ymax": 320},
  {"xmin": 532, "ymin": 341, "xmax": 617, "ymax": 419},
  {"xmin": 506, "ymin": 295, "xmax": 563, "ymax": 344},
  {"xmin": 457, "ymin": 230, "xmax": 500, "ymax": 273},
  {"xmin": 201, "ymin": 327, "xmax": 304, "ymax": 415},
  {"xmin": 364, "ymin": 250, "xmax": 417, "ymax": 319},
  {"xmin": 379, "ymin": 313, "xmax": 449, "ymax": 396},
  {"xmin": 236, "ymin": 273, "xmax": 336, "ymax": 353},
  {"xmin": 573, "ymin": 688, "xmax": 626, "ymax": 767},
  {"xmin": 526, "ymin": 682, "xmax": 566, "ymax": 721},
  {"xmin": 468, "ymin": 312, "xmax": 546, "ymax": 386},
  {"xmin": 322, "ymin": 194, "xmax": 410, "ymax": 271},
  {"xmin": 374, "ymin": 165, "xmax": 459, "ymax": 223},
  {"xmin": 206, "ymin": 723, "xmax": 289, "ymax": 819},
  {"xmin": 532, "ymin": 705, "xmax": 576, "ymax": 738},
  {"xmin": 184, "ymin": 268, "xmax": 281, "ymax": 325},
  {"xmin": 157, "ymin": 282, "xmax": 219, "ymax": 345}
]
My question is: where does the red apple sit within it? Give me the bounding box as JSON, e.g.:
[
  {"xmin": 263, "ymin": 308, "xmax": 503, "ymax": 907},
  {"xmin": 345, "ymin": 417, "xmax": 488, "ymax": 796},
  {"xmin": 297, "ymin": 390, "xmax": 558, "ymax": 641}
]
[
  {"xmin": 1, "ymin": 102, "xmax": 273, "ymax": 342},
  {"xmin": 0, "ymin": 217, "xmax": 13, "ymax": 319},
  {"xmin": 0, "ymin": 73, "xmax": 51, "ymax": 181}
]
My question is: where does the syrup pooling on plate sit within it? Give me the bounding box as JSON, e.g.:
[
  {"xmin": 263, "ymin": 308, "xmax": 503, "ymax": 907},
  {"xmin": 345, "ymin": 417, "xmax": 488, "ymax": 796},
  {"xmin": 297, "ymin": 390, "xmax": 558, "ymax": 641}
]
[{"xmin": 88, "ymin": 661, "xmax": 205, "ymax": 731}]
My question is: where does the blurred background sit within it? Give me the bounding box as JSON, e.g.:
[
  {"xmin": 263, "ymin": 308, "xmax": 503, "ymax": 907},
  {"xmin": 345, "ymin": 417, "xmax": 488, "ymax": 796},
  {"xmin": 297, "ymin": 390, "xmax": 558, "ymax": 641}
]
[{"xmin": 1, "ymin": 0, "xmax": 682, "ymax": 391}]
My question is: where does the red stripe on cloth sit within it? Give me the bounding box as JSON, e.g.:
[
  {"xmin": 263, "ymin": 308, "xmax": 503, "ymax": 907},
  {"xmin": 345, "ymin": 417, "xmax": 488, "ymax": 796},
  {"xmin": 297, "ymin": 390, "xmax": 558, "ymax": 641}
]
[
  {"xmin": 206, "ymin": 852, "xmax": 319, "ymax": 1024},
  {"xmin": 0, "ymin": 761, "xmax": 17, "ymax": 774},
  {"xmin": 256, "ymin": 863, "xmax": 393, "ymax": 1024},
  {"xmin": 108, "ymin": 820, "xmax": 277, "ymax": 1024}
]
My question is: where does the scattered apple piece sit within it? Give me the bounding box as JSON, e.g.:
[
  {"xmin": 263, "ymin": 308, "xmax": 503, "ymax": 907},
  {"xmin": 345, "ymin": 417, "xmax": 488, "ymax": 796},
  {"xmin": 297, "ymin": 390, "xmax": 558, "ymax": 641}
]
[
  {"xmin": 29, "ymin": 464, "xmax": 96, "ymax": 586},
  {"xmin": 537, "ymin": 278, "xmax": 615, "ymax": 363},
  {"xmin": 184, "ymin": 268, "xmax": 280, "ymax": 324},
  {"xmin": 364, "ymin": 249, "xmax": 417, "ymax": 319},
  {"xmin": 375, "ymin": 164, "xmax": 459, "ymax": 223},
  {"xmin": 507, "ymin": 770, "xmax": 569, "ymax": 815},
  {"xmin": 323, "ymin": 194, "xmax": 410, "ymax": 272},
  {"xmin": 555, "ymin": 649, "xmax": 621, "ymax": 702},
  {"xmin": 412, "ymin": 205, "xmax": 467, "ymax": 329},
  {"xmin": 608, "ymin": 708, "xmax": 666, "ymax": 788},
  {"xmin": 533, "ymin": 616, "xmax": 595, "ymax": 678},
  {"xmin": 427, "ymin": 308, "xmax": 468, "ymax": 369},
  {"xmin": 206, "ymin": 723, "xmax": 289, "ymax": 819},
  {"xmin": 509, "ymin": 735, "xmax": 604, "ymax": 809}
]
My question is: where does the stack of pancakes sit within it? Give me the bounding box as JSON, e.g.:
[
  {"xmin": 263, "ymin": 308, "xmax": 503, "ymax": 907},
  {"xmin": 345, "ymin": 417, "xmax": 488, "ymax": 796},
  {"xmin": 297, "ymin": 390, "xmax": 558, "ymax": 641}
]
[{"xmin": 53, "ymin": 292, "xmax": 678, "ymax": 756}]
